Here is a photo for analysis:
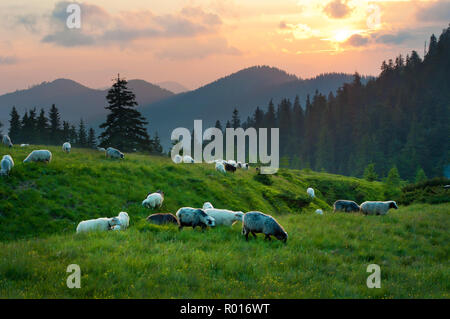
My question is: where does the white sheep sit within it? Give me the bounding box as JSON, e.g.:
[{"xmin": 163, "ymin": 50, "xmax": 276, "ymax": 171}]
[
  {"xmin": 0, "ymin": 155, "xmax": 14, "ymax": 176},
  {"xmin": 360, "ymin": 201, "xmax": 398, "ymax": 215},
  {"xmin": 204, "ymin": 208, "xmax": 244, "ymax": 226},
  {"xmin": 183, "ymin": 155, "xmax": 194, "ymax": 163},
  {"xmin": 76, "ymin": 217, "xmax": 120, "ymax": 233},
  {"xmin": 106, "ymin": 147, "xmax": 124, "ymax": 159},
  {"xmin": 202, "ymin": 202, "xmax": 214, "ymax": 209},
  {"xmin": 116, "ymin": 211, "xmax": 130, "ymax": 230},
  {"xmin": 142, "ymin": 190, "xmax": 164, "ymax": 209},
  {"xmin": 2, "ymin": 135, "xmax": 13, "ymax": 148},
  {"xmin": 23, "ymin": 150, "xmax": 52, "ymax": 163},
  {"xmin": 20, "ymin": 144, "xmax": 29, "ymax": 147},
  {"xmin": 173, "ymin": 154, "xmax": 182, "ymax": 164},
  {"xmin": 315, "ymin": 209, "xmax": 323, "ymax": 215},
  {"xmin": 215, "ymin": 161, "xmax": 226, "ymax": 173},
  {"xmin": 307, "ymin": 187, "xmax": 315, "ymax": 198},
  {"xmin": 62, "ymin": 142, "xmax": 71, "ymax": 153}
]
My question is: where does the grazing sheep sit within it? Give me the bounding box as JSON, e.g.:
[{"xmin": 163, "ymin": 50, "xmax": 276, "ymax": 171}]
[
  {"xmin": 202, "ymin": 202, "xmax": 214, "ymax": 210},
  {"xmin": 333, "ymin": 200, "xmax": 360, "ymax": 213},
  {"xmin": 116, "ymin": 212, "xmax": 129, "ymax": 230},
  {"xmin": 76, "ymin": 217, "xmax": 120, "ymax": 233},
  {"xmin": 147, "ymin": 213, "xmax": 178, "ymax": 225},
  {"xmin": 226, "ymin": 160, "xmax": 237, "ymax": 167},
  {"xmin": 20, "ymin": 144, "xmax": 29, "ymax": 147},
  {"xmin": 204, "ymin": 208, "xmax": 244, "ymax": 226},
  {"xmin": 360, "ymin": 201, "xmax": 398, "ymax": 216},
  {"xmin": 215, "ymin": 161, "xmax": 226, "ymax": 173},
  {"xmin": 111, "ymin": 225, "xmax": 122, "ymax": 231},
  {"xmin": 241, "ymin": 163, "xmax": 249, "ymax": 170},
  {"xmin": 97, "ymin": 147, "xmax": 106, "ymax": 152},
  {"xmin": 62, "ymin": 142, "xmax": 71, "ymax": 153},
  {"xmin": 224, "ymin": 162, "xmax": 236, "ymax": 173},
  {"xmin": 176, "ymin": 207, "xmax": 216, "ymax": 230},
  {"xmin": 23, "ymin": 150, "xmax": 52, "ymax": 163},
  {"xmin": 315, "ymin": 209, "xmax": 323, "ymax": 215},
  {"xmin": 106, "ymin": 147, "xmax": 124, "ymax": 159},
  {"xmin": 0, "ymin": 155, "xmax": 14, "ymax": 176},
  {"xmin": 307, "ymin": 187, "xmax": 315, "ymax": 198},
  {"xmin": 142, "ymin": 190, "xmax": 164, "ymax": 209},
  {"xmin": 242, "ymin": 211, "xmax": 288, "ymax": 243},
  {"xmin": 173, "ymin": 154, "xmax": 182, "ymax": 164},
  {"xmin": 2, "ymin": 135, "xmax": 12, "ymax": 148},
  {"xmin": 183, "ymin": 155, "xmax": 194, "ymax": 163}
]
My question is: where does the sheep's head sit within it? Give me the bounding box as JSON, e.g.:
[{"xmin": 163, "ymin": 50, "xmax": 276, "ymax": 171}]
[
  {"xmin": 199, "ymin": 210, "xmax": 215, "ymax": 227},
  {"xmin": 203, "ymin": 202, "xmax": 214, "ymax": 209},
  {"xmin": 276, "ymin": 230, "xmax": 288, "ymax": 243},
  {"xmin": 109, "ymin": 217, "xmax": 121, "ymax": 227},
  {"xmin": 389, "ymin": 201, "xmax": 398, "ymax": 209},
  {"xmin": 120, "ymin": 153, "xmax": 124, "ymax": 159},
  {"xmin": 234, "ymin": 212, "xmax": 244, "ymax": 222},
  {"xmin": 157, "ymin": 190, "xmax": 164, "ymax": 196}
]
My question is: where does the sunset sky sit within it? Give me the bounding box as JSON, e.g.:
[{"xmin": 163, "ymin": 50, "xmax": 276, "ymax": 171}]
[{"xmin": 0, "ymin": 0, "xmax": 449, "ymax": 94}]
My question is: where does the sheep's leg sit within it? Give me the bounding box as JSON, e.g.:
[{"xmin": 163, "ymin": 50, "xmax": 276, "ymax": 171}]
[
  {"xmin": 245, "ymin": 232, "xmax": 249, "ymax": 241},
  {"xmin": 178, "ymin": 225, "xmax": 183, "ymax": 231},
  {"xmin": 264, "ymin": 234, "xmax": 271, "ymax": 241},
  {"xmin": 251, "ymin": 232, "xmax": 257, "ymax": 238}
]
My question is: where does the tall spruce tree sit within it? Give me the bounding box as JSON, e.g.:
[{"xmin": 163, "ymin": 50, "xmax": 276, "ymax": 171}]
[
  {"xmin": 77, "ymin": 119, "xmax": 87, "ymax": 147},
  {"xmin": 231, "ymin": 108, "xmax": 241, "ymax": 129},
  {"xmin": 99, "ymin": 75, "xmax": 152, "ymax": 152},
  {"xmin": 87, "ymin": 128, "xmax": 97, "ymax": 148},
  {"xmin": 36, "ymin": 109, "xmax": 49, "ymax": 144},
  {"xmin": 8, "ymin": 106, "xmax": 21, "ymax": 142},
  {"xmin": 48, "ymin": 104, "xmax": 62, "ymax": 144}
]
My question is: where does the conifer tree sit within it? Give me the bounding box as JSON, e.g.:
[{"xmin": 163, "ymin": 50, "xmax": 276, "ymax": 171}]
[
  {"xmin": 77, "ymin": 118, "xmax": 87, "ymax": 147},
  {"xmin": 48, "ymin": 104, "xmax": 62, "ymax": 144},
  {"xmin": 87, "ymin": 127, "xmax": 96, "ymax": 148},
  {"xmin": 99, "ymin": 75, "xmax": 152, "ymax": 152},
  {"xmin": 8, "ymin": 106, "xmax": 21, "ymax": 142},
  {"xmin": 36, "ymin": 109, "xmax": 49, "ymax": 144}
]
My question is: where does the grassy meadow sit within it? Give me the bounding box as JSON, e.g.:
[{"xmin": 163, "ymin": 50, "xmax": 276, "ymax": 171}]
[{"xmin": 0, "ymin": 145, "xmax": 448, "ymax": 298}]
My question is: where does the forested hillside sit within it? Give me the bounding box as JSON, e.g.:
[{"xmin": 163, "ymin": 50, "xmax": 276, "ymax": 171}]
[{"xmin": 226, "ymin": 26, "xmax": 450, "ymax": 180}]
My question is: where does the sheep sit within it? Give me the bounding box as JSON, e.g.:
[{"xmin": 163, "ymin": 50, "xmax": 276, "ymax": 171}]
[
  {"xmin": 176, "ymin": 207, "xmax": 216, "ymax": 230},
  {"xmin": 215, "ymin": 161, "xmax": 226, "ymax": 173},
  {"xmin": 76, "ymin": 217, "xmax": 120, "ymax": 233},
  {"xmin": 242, "ymin": 211, "xmax": 288, "ymax": 243},
  {"xmin": 115, "ymin": 211, "xmax": 129, "ymax": 230},
  {"xmin": 97, "ymin": 147, "xmax": 106, "ymax": 152},
  {"xmin": 226, "ymin": 160, "xmax": 237, "ymax": 167},
  {"xmin": 106, "ymin": 147, "xmax": 124, "ymax": 159},
  {"xmin": 183, "ymin": 155, "xmax": 194, "ymax": 163},
  {"xmin": 237, "ymin": 162, "xmax": 249, "ymax": 170},
  {"xmin": 224, "ymin": 162, "xmax": 236, "ymax": 173},
  {"xmin": 360, "ymin": 201, "xmax": 398, "ymax": 216},
  {"xmin": 333, "ymin": 200, "xmax": 360, "ymax": 213},
  {"xmin": 23, "ymin": 150, "xmax": 52, "ymax": 163},
  {"xmin": 202, "ymin": 202, "xmax": 214, "ymax": 210},
  {"xmin": 307, "ymin": 187, "xmax": 315, "ymax": 198},
  {"xmin": 147, "ymin": 213, "xmax": 178, "ymax": 225},
  {"xmin": 111, "ymin": 225, "xmax": 122, "ymax": 231},
  {"xmin": 62, "ymin": 142, "xmax": 71, "ymax": 153},
  {"xmin": 2, "ymin": 135, "xmax": 12, "ymax": 148},
  {"xmin": 20, "ymin": 144, "xmax": 29, "ymax": 147},
  {"xmin": 0, "ymin": 155, "xmax": 14, "ymax": 176},
  {"xmin": 315, "ymin": 209, "xmax": 323, "ymax": 215},
  {"xmin": 204, "ymin": 208, "xmax": 244, "ymax": 226},
  {"xmin": 173, "ymin": 154, "xmax": 182, "ymax": 164},
  {"xmin": 142, "ymin": 190, "xmax": 164, "ymax": 209}
]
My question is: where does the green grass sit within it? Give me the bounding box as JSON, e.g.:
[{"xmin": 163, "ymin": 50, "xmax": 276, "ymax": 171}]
[{"xmin": 0, "ymin": 145, "xmax": 448, "ymax": 298}]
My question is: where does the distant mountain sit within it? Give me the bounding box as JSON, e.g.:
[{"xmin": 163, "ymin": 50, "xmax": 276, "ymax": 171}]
[
  {"xmin": 156, "ymin": 81, "xmax": 189, "ymax": 94},
  {"xmin": 0, "ymin": 78, "xmax": 173, "ymax": 128},
  {"xmin": 139, "ymin": 66, "xmax": 368, "ymax": 148}
]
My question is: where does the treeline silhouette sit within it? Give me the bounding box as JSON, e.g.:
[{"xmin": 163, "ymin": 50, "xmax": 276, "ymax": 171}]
[
  {"xmin": 6, "ymin": 104, "xmax": 97, "ymax": 148},
  {"xmin": 217, "ymin": 26, "xmax": 450, "ymax": 181}
]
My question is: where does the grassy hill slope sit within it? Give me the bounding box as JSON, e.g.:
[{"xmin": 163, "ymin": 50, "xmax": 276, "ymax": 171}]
[{"xmin": 0, "ymin": 145, "xmax": 448, "ymax": 298}]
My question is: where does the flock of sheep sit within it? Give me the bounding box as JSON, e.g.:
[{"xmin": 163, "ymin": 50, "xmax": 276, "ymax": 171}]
[{"xmin": 1, "ymin": 134, "xmax": 400, "ymax": 244}]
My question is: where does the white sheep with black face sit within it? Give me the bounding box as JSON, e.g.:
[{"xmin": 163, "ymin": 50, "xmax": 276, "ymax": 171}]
[
  {"xmin": 215, "ymin": 161, "xmax": 226, "ymax": 173},
  {"xmin": 23, "ymin": 150, "xmax": 52, "ymax": 163},
  {"xmin": 307, "ymin": 187, "xmax": 315, "ymax": 198},
  {"xmin": 176, "ymin": 207, "xmax": 216, "ymax": 230},
  {"xmin": 204, "ymin": 208, "xmax": 244, "ymax": 226},
  {"xmin": 142, "ymin": 190, "xmax": 164, "ymax": 209},
  {"xmin": 360, "ymin": 201, "xmax": 398, "ymax": 215},
  {"xmin": 0, "ymin": 155, "xmax": 14, "ymax": 176},
  {"xmin": 62, "ymin": 142, "xmax": 71, "ymax": 153},
  {"xmin": 106, "ymin": 147, "xmax": 124, "ymax": 159},
  {"xmin": 76, "ymin": 217, "xmax": 120, "ymax": 233},
  {"xmin": 2, "ymin": 135, "xmax": 13, "ymax": 148}
]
